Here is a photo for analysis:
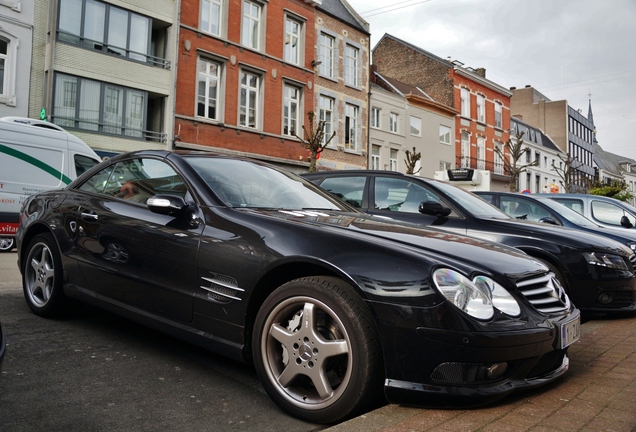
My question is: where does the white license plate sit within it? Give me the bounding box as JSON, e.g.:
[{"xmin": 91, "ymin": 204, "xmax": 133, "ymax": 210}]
[{"xmin": 560, "ymin": 315, "xmax": 581, "ymax": 349}]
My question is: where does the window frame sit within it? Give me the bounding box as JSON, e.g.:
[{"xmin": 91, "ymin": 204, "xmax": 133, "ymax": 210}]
[
  {"xmin": 460, "ymin": 87, "xmax": 470, "ymax": 118},
  {"xmin": 389, "ymin": 112, "xmax": 398, "ymax": 133},
  {"xmin": 371, "ymin": 144, "xmax": 381, "ymax": 170},
  {"xmin": 477, "ymin": 94, "xmax": 485, "ymax": 123},
  {"xmin": 439, "ymin": 125, "xmax": 451, "ymax": 145},
  {"xmin": 409, "ymin": 116, "xmax": 421, "ymax": 137},
  {"xmin": 389, "ymin": 148, "xmax": 398, "ymax": 171},
  {"xmin": 319, "ymin": 94, "xmax": 335, "ymax": 147},
  {"xmin": 200, "ymin": 0, "xmax": 224, "ymax": 37},
  {"xmin": 283, "ymin": 14, "xmax": 304, "ymax": 66},
  {"xmin": 241, "ymin": 0, "xmax": 262, "ymax": 51},
  {"xmin": 371, "ymin": 107, "xmax": 381, "ymax": 129},
  {"xmin": 282, "ymin": 82, "xmax": 302, "ymax": 137},
  {"xmin": 238, "ymin": 69, "xmax": 262, "ymax": 129},
  {"xmin": 0, "ymin": 33, "xmax": 18, "ymax": 105},
  {"xmin": 344, "ymin": 43, "xmax": 360, "ymax": 88},
  {"xmin": 344, "ymin": 103, "xmax": 359, "ymax": 151},
  {"xmin": 318, "ymin": 31, "xmax": 336, "ymax": 79},
  {"xmin": 196, "ymin": 57, "xmax": 224, "ymax": 121},
  {"xmin": 495, "ymin": 101, "xmax": 503, "ymax": 129}
]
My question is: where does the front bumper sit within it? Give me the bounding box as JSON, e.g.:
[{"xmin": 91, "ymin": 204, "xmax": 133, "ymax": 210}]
[
  {"xmin": 568, "ymin": 272, "xmax": 636, "ymax": 312},
  {"xmin": 369, "ymin": 301, "xmax": 580, "ymax": 407}
]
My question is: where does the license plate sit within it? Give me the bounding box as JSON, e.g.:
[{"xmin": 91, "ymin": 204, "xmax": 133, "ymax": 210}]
[{"xmin": 560, "ymin": 315, "xmax": 581, "ymax": 349}]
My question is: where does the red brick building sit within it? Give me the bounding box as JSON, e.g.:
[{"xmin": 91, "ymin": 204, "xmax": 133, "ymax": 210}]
[
  {"xmin": 174, "ymin": 0, "xmax": 322, "ymax": 172},
  {"xmin": 372, "ymin": 34, "xmax": 513, "ymax": 190}
]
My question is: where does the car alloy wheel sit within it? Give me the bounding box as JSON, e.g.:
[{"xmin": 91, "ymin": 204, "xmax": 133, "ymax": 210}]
[
  {"xmin": 0, "ymin": 237, "xmax": 14, "ymax": 252},
  {"xmin": 253, "ymin": 277, "xmax": 382, "ymax": 424}
]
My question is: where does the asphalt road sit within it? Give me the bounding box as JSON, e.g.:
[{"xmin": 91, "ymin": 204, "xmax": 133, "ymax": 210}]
[{"xmin": 0, "ymin": 251, "xmax": 325, "ymax": 432}]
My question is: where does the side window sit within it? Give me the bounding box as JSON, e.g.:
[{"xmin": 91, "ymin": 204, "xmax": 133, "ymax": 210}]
[
  {"xmin": 590, "ymin": 201, "xmax": 634, "ymax": 227},
  {"xmin": 373, "ymin": 177, "xmax": 438, "ymax": 213},
  {"xmin": 554, "ymin": 198, "xmax": 583, "ymax": 215},
  {"xmin": 74, "ymin": 154, "xmax": 101, "ymax": 177},
  {"xmin": 318, "ymin": 176, "xmax": 366, "ymax": 208},
  {"xmin": 78, "ymin": 158, "xmax": 186, "ymax": 204}
]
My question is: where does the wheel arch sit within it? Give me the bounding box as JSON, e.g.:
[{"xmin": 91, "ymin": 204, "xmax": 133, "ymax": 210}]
[{"xmin": 18, "ymin": 223, "xmax": 56, "ymax": 271}]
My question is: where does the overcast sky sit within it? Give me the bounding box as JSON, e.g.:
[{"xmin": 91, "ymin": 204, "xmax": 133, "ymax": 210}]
[{"xmin": 345, "ymin": 0, "xmax": 636, "ymax": 160}]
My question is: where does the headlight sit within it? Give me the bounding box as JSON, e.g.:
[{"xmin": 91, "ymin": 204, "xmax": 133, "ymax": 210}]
[
  {"xmin": 626, "ymin": 241, "xmax": 636, "ymax": 252},
  {"xmin": 583, "ymin": 252, "xmax": 629, "ymax": 270},
  {"xmin": 473, "ymin": 276, "xmax": 521, "ymax": 317},
  {"xmin": 433, "ymin": 269, "xmax": 493, "ymax": 320}
]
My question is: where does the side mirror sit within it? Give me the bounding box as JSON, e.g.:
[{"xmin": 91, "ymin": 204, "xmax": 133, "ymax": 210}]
[
  {"xmin": 419, "ymin": 201, "xmax": 452, "ymax": 217},
  {"xmin": 620, "ymin": 215, "xmax": 633, "ymax": 228},
  {"xmin": 147, "ymin": 195, "xmax": 190, "ymax": 217},
  {"xmin": 538, "ymin": 217, "xmax": 558, "ymax": 225}
]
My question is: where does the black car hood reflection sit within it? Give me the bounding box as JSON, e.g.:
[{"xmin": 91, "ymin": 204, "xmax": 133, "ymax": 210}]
[{"xmin": 242, "ymin": 208, "xmax": 547, "ymax": 279}]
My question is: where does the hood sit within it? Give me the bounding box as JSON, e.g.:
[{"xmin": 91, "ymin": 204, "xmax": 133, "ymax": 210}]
[{"xmin": 244, "ymin": 209, "xmax": 549, "ymax": 279}]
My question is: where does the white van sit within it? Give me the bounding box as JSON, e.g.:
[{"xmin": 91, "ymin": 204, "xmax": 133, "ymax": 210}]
[{"xmin": 0, "ymin": 117, "xmax": 101, "ymax": 251}]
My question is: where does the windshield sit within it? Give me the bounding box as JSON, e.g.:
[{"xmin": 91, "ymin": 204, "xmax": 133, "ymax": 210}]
[
  {"xmin": 537, "ymin": 197, "xmax": 601, "ymax": 227},
  {"xmin": 186, "ymin": 157, "xmax": 353, "ymax": 211},
  {"xmin": 432, "ymin": 180, "xmax": 511, "ymax": 219}
]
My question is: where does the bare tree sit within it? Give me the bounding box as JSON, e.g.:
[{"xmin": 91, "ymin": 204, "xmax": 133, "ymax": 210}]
[
  {"xmin": 295, "ymin": 111, "xmax": 336, "ymax": 172},
  {"xmin": 404, "ymin": 147, "xmax": 422, "ymax": 175},
  {"xmin": 551, "ymin": 152, "xmax": 583, "ymax": 193},
  {"xmin": 494, "ymin": 130, "xmax": 538, "ymax": 192}
]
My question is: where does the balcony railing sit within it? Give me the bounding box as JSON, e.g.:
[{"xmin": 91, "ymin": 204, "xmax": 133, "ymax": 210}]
[
  {"xmin": 52, "ymin": 116, "xmax": 168, "ymax": 143},
  {"xmin": 458, "ymin": 156, "xmax": 507, "ymax": 176}
]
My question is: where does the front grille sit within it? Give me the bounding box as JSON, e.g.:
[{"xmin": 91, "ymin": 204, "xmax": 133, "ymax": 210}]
[{"xmin": 516, "ymin": 273, "xmax": 569, "ymax": 314}]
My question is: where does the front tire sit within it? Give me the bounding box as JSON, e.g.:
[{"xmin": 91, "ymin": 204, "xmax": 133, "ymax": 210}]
[
  {"xmin": 252, "ymin": 276, "xmax": 383, "ymax": 424},
  {"xmin": 22, "ymin": 233, "xmax": 68, "ymax": 317}
]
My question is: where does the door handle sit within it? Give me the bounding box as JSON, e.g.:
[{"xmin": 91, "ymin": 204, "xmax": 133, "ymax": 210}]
[{"xmin": 81, "ymin": 211, "xmax": 98, "ymax": 221}]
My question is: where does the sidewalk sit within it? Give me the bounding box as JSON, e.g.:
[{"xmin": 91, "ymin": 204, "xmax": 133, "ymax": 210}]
[{"xmin": 327, "ymin": 314, "xmax": 636, "ymax": 432}]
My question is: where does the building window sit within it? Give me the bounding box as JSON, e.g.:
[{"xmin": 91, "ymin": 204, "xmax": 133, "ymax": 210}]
[
  {"xmin": 239, "ymin": 70, "xmax": 260, "ymax": 129},
  {"xmin": 197, "ymin": 58, "xmax": 222, "ymax": 120},
  {"xmin": 477, "ymin": 136, "xmax": 485, "ymax": 170},
  {"xmin": 495, "ymin": 101, "xmax": 502, "ymax": 128},
  {"xmin": 319, "ymin": 95, "xmax": 335, "ymax": 146},
  {"xmin": 241, "ymin": 0, "xmax": 261, "ymax": 50},
  {"xmin": 389, "ymin": 112, "xmax": 398, "ymax": 133},
  {"xmin": 283, "ymin": 83, "xmax": 301, "ymax": 136},
  {"xmin": 371, "ymin": 145, "xmax": 381, "ymax": 170},
  {"xmin": 200, "ymin": 0, "xmax": 223, "ymax": 36},
  {"xmin": 284, "ymin": 15, "xmax": 302, "ymax": 65},
  {"xmin": 57, "ymin": 0, "xmax": 158, "ymax": 65},
  {"xmin": 0, "ymin": 37, "xmax": 8, "ymax": 98},
  {"xmin": 439, "ymin": 125, "xmax": 451, "ymax": 145},
  {"xmin": 389, "ymin": 148, "xmax": 398, "ymax": 171},
  {"xmin": 460, "ymin": 88, "xmax": 470, "ymax": 117},
  {"xmin": 410, "ymin": 116, "xmax": 421, "ymax": 136},
  {"xmin": 477, "ymin": 94, "xmax": 485, "ymax": 123},
  {"xmin": 440, "ymin": 161, "xmax": 451, "ymax": 171},
  {"xmin": 495, "ymin": 141, "xmax": 504, "ymax": 174},
  {"xmin": 371, "ymin": 107, "xmax": 380, "ymax": 129},
  {"xmin": 344, "ymin": 103, "xmax": 359, "ymax": 151},
  {"xmin": 53, "ymin": 73, "xmax": 150, "ymax": 139},
  {"xmin": 344, "ymin": 44, "xmax": 359, "ymax": 87},
  {"xmin": 461, "ymin": 132, "xmax": 470, "ymax": 168},
  {"xmin": 318, "ymin": 32, "xmax": 335, "ymax": 79}
]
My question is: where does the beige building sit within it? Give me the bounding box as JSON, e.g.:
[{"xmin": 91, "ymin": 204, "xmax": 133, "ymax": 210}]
[
  {"xmin": 314, "ymin": 0, "xmax": 370, "ymax": 170},
  {"xmin": 369, "ymin": 71, "xmax": 456, "ymax": 177},
  {"xmin": 28, "ymin": 0, "xmax": 179, "ymax": 155}
]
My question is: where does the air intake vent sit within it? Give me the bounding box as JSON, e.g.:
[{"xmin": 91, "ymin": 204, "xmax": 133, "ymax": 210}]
[
  {"xmin": 516, "ymin": 273, "xmax": 569, "ymax": 314},
  {"xmin": 200, "ymin": 275, "xmax": 244, "ymax": 304}
]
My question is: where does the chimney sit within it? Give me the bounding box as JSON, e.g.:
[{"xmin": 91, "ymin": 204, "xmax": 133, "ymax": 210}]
[{"xmin": 475, "ymin": 68, "xmax": 486, "ymax": 77}]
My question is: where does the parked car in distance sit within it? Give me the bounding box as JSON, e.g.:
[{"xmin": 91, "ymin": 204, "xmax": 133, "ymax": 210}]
[
  {"xmin": 17, "ymin": 151, "xmax": 581, "ymax": 424},
  {"xmin": 536, "ymin": 193, "xmax": 636, "ymax": 230},
  {"xmin": 303, "ymin": 170, "xmax": 636, "ymax": 314}
]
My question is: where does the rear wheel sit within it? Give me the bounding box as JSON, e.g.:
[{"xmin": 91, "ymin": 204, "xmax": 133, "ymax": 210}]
[
  {"xmin": 22, "ymin": 233, "xmax": 68, "ymax": 317},
  {"xmin": 252, "ymin": 276, "xmax": 383, "ymax": 424},
  {"xmin": 0, "ymin": 237, "xmax": 14, "ymax": 252}
]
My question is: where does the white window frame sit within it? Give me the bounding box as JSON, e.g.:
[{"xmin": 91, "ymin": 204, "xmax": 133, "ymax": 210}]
[
  {"xmin": 345, "ymin": 103, "xmax": 359, "ymax": 151},
  {"xmin": 389, "ymin": 112, "xmax": 398, "ymax": 133},
  {"xmin": 239, "ymin": 69, "xmax": 261, "ymax": 129},
  {"xmin": 284, "ymin": 15, "xmax": 303, "ymax": 66},
  {"xmin": 439, "ymin": 125, "xmax": 451, "ymax": 145},
  {"xmin": 241, "ymin": 0, "xmax": 262, "ymax": 50},
  {"xmin": 410, "ymin": 116, "xmax": 421, "ymax": 137},
  {"xmin": 461, "ymin": 132, "xmax": 470, "ymax": 168},
  {"xmin": 389, "ymin": 148, "xmax": 398, "ymax": 171},
  {"xmin": 200, "ymin": 0, "xmax": 223, "ymax": 36},
  {"xmin": 319, "ymin": 95, "xmax": 335, "ymax": 147},
  {"xmin": 344, "ymin": 43, "xmax": 359, "ymax": 87},
  {"xmin": 477, "ymin": 94, "xmax": 485, "ymax": 123},
  {"xmin": 0, "ymin": 32, "xmax": 18, "ymax": 106},
  {"xmin": 370, "ymin": 107, "xmax": 381, "ymax": 129},
  {"xmin": 371, "ymin": 145, "xmax": 381, "ymax": 170},
  {"xmin": 495, "ymin": 101, "xmax": 502, "ymax": 128},
  {"xmin": 282, "ymin": 83, "xmax": 301, "ymax": 136},
  {"xmin": 318, "ymin": 32, "xmax": 335, "ymax": 79},
  {"xmin": 197, "ymin": 57, "xmax": 223, "ymax": 121},
  {"xmin": 495, "ymin": 141, "xmax": 504, "ymax": 174},
  {"xmin": 460, "ymin": 87, "xmax": 470, "ymax": 118},
  {"xmin": 477, "ymin": 136, "xmax": 486, "ymax": 170}
]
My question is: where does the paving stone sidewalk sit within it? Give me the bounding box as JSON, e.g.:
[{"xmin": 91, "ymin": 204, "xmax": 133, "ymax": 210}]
[{"xmin": 327, "ymin": 314, "xmax": 636, "ymax": 432}]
